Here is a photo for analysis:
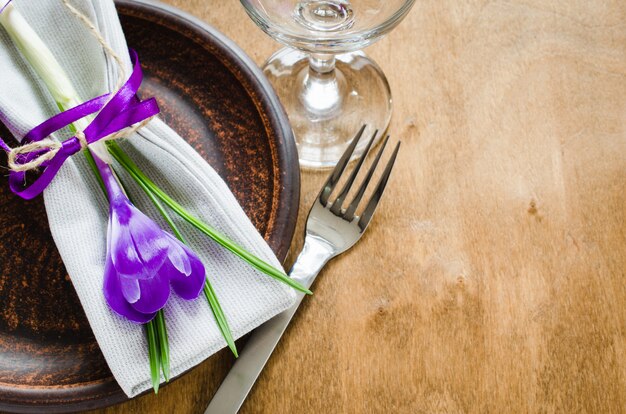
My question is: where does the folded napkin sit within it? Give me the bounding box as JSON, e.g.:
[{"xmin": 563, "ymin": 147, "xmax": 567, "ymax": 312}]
[{"xmin": 0, "ymin": 0, "xmax": 295, "ymax": 397}]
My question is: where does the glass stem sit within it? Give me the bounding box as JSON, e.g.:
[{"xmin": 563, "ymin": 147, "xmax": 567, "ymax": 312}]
[
  {"xmin": 299, "ymin": 53, "xmax": 345, "ymax": 123},
  {"xmin": 309, "ymin": 53, "xmax": 336, "ymax": 74}
]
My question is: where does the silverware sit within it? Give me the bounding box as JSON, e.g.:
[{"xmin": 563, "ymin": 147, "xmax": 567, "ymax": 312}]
[{"xmin": 205, "ymin": 125, "xmax": 400, "ymax": 413}]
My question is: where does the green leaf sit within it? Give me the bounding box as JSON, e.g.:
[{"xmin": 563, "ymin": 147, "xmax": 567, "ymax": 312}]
[
  {"xmin": 146, "ymin": 320, "xmax": 161, "ymax": 394},
  {"xmin": 107, "ymin": 142, "xmax": 312, "ymax": 295},
  {"xmin": 155, "ymin": 310, "xmax": 170, "ymax": 382},
  {"xmin": 204, "ymin": 279, "xmax": 238, "ymax": 357}
]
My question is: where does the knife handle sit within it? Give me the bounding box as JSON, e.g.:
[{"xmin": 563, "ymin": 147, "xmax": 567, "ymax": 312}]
[{"xmin": 205, "ymin": 237, "xmax": 334, "ymax": 414}]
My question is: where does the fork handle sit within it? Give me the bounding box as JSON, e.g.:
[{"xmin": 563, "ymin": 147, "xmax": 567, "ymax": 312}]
[{"xmin": 205, "ymin": 238, "xmax": 334, "ymax": 414}]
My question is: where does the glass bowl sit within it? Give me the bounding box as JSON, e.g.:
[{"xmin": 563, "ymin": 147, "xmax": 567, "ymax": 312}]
[{"xmin": 241, "ymin": 0, "xmax": 416, "ymax": 168}]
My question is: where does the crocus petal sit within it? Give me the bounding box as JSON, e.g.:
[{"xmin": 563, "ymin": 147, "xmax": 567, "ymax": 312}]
[
  {"xmin": 103, "ymin": 193, "xmax": 208, "ymax": 320},
  {"xmin": 110, "ymin": 198, "xmax": 168, "ymax": 280},
  {"xmin": 168, "ymin": 247, "xmax": 206, "ymax": 300},
  {"xmin": 129, "ymin": 270, "xmax": 171, "ymax": 314},
  {"xmin": 165, "ymin": 234, "xmax": 192, "ymax": 276},
  {"xmin": 109, "ymin": 201, "xmax": 146, "ymax": 279},
  {"xmin": 119, "ymin": 275, "xmax": 140, "ymax": 304},
  {"xmin": 103, "ymin": 255, "xmax": 156, "ymax": 324},
  {"xmin": 129, "ymin": 212, "xmax": 171, "ymax": 277}
]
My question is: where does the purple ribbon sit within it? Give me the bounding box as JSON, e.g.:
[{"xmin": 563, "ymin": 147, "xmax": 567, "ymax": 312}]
[{"xmin": 0, "ymin": 49, "xmax": 159, "ymax": 200}]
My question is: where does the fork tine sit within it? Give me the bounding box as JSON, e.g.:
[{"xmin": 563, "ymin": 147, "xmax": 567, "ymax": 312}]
[
  {"xmin": 357, "ymin": 141, "xmax": 401, "ymax": 230},
  {"xmin": 319, "ymin": 125, "xmax": 367, "ymax": 206},
  {"xmin": 343, "ymin": 135, "xmax": 390, "ymax": 221},
  {"xmin": 329, "ymin": 129, "xmax": 378, "ymax": 215}
]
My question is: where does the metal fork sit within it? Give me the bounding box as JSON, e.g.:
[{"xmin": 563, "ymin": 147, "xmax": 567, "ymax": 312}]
[{"xmin": 205, "ymin": 125, "xmax": 400, "ymax": 413}]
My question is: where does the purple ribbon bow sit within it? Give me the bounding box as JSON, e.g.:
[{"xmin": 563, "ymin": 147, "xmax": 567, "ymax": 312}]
[{"xmin": 0, "ymin": 49, "xmax": 159, "ymax": 200}]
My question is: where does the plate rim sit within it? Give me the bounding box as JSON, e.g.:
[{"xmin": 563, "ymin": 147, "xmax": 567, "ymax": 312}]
[
  {"xmin": 0, "ymin": 0, "xmax": 299, "ymax": 412},
  {"xmin": 121, "ymin": 0, "xmax": 300, "ymax": 261}
]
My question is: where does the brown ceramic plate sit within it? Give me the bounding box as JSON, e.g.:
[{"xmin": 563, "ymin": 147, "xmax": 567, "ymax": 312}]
[{"xmin": 0, "ymin": 1, "xmax": 299, "ymax": 412}]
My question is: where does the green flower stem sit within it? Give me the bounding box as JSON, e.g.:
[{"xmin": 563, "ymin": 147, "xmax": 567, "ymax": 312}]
[
  {"xmin": 129, "ymin": 173, "xmax": 238, "ymax": 357},
  {"xmin": 65, "ymin": 117, "xmax": 106, "ymax": 196},
  {"xmin": 106, "ymin": 141, "xmax": 312, "ymax": 295},
  {"xmin": 145, "ymin": 320, "xmax": 161, "ymax": 394},
  {"xmin": 155, "ymin": 310, "xmax": 170, "ymax": 382},
  {"xmin": 82, "ymin": 147, "xmax": 107, "ymax": 196}
]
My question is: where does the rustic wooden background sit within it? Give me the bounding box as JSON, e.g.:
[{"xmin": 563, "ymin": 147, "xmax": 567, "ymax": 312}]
[{"xmin": 93, "ymin": 1, "xmax": 626, "ymax": 413}]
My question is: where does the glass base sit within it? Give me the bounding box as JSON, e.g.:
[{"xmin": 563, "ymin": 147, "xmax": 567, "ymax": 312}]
[{"xmin": 263, "ymin": 48, "xmax": 392, "ymax": 169}]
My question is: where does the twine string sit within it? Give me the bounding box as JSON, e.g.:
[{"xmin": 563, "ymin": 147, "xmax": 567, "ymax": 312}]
[{"xmin": 5, "ymin": 0, "xmax": 154, "ymax": 172}]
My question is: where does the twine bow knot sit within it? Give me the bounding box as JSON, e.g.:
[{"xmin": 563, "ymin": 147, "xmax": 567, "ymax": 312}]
[{"xmin": 0, "ymin": 49, "xmax": 159, "ymax": 200}]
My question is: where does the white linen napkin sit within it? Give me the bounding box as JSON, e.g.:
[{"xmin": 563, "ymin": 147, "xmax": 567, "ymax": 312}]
[{"xmin": 0, "ymin": 0, "xmax": 295, "ymax": 397}]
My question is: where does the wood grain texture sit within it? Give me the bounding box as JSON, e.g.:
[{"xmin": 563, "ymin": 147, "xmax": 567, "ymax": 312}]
[{"xmin": 89, "ymin": 0, "xmax": 626, "ymax": 413}]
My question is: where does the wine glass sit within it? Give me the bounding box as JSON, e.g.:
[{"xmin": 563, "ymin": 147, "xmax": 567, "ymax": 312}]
[{"xmin": 240, "ymin": 0, "xmax": 416, "ymax": 168}]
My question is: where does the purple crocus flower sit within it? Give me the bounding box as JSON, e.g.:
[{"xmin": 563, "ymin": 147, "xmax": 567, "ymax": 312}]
[{"xmin": 95, "ymin": 155, "xmax": 205, "ymax": 323}]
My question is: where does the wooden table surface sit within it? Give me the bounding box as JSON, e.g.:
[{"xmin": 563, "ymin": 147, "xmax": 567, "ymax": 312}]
[{"xmin": 94, "ymin": 1, "xmax": 626, "ymax": 413}]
